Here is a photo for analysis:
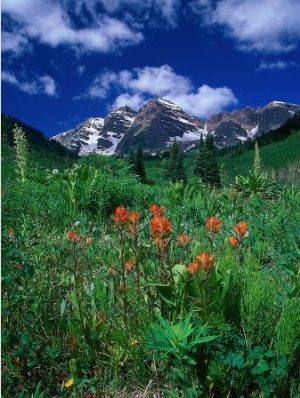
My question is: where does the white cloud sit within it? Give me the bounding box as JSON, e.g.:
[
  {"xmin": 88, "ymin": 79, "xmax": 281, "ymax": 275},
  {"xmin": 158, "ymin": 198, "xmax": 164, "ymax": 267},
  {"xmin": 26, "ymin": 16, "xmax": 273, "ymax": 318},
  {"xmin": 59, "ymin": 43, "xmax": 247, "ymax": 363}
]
[
  {"xmin": 1, "ymin": 31, "xmax": 32, "ymax": 56},
  {"xmin": 1, "ymin": 0, "xmax": 144, "ymax": 57},
  {"xmin": 1, "ymin": 70, "xmax": 58, "ymax": 96},
  {"xmin": 88, "ymin": 65, "xmax": 237, "ymax": 118},
  {"xmin": 1, "ymin": 71, "xmax": 19, "ymax": 85},
  {"xmin": 257, "ymin": 60, "xmax": 297, "ymax": 71},
  {"xmin": 191, "ymin": 0, "xmax": 300, "ymax": 53}
]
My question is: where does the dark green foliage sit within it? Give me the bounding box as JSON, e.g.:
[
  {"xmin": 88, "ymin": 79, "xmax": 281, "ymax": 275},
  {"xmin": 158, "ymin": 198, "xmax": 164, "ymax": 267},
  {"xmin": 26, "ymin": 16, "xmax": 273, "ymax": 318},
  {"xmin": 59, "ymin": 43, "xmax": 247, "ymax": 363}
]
[
  {"xmin": 172, "ymin": 151, "xmax": 187, "ymax": 183},
  {"xmin": 194, "ymin": 133, "xmax": 221, "ymax": 187},
  {"xmin": 168, "ymin": 138, "xmax": 179, "ymax": 179},
  {"xmin": 135, "ymin": 143, "xmax": 147, "ymax": 183},
  {"xmin": 1, "ymin": 114, "xmax": 77, "ymax": 180}
]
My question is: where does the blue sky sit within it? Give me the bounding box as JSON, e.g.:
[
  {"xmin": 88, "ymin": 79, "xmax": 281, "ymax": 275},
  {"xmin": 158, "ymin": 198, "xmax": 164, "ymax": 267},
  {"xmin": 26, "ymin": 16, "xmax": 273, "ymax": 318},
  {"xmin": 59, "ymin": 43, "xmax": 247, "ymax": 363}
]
[{"xmin": 2, "ymin": 0, "xmax": 300, "ymax": 138}]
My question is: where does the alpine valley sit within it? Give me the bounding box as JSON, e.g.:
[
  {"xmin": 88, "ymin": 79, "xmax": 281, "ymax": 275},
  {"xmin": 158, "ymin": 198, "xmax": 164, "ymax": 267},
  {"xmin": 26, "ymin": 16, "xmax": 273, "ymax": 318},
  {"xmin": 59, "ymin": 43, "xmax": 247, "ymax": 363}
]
[{"xmin": 52, "ymin": 97, "xmax": 300, "ymax": 156}]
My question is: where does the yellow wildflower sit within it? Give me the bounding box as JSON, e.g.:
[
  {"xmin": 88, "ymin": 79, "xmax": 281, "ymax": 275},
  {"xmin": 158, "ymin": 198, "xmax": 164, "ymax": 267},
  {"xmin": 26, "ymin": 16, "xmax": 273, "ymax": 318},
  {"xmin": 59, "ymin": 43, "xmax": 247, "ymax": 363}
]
[{"xmin": 65, "ymin": 378, "xmax": 74, "ymax": 388}]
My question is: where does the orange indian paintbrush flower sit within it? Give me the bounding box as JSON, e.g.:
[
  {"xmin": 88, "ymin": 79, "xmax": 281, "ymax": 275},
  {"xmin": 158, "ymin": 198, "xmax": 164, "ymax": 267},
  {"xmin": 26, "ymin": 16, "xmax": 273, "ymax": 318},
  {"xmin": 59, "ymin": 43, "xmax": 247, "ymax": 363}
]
[
  {"xmin": 150, "ymin": 216, "xmax": 172, "ymax": 239},
  {"xmin": 125, "ymin": 259, "xmax": 135, "ymax": 273},
  {"xmin": 234, "ymin": 221, "xmax": 248, "ymax": 237},
  {"xmin": 228, "ymin": 236, "xmax": 239, "ymax": 248},
  {"xmin": 111, "ymin": 206, "xmax": 129, "ymax": 225},
  {"xmin": 67, "ymin": 230, "xmax": 82, "ymax": 243},
  {"xmin": 149, "ymin": 204, "xmax": 165, "ymax": 217},
  {"xmin": 185, "ymin": 261, "xmax": 200, "ymax": 274},
  {"xmin": 177, "ymin": 233, "xmax": 193, "ymax": 246},
  {"xmin": 196, "ymin": 252, "xmax": 215, "ymax": 273},
  {"xmin": 205, "ymin": 216, "xmax": 222, "ymax": 232},
  {"xmin": 128, "ymin": 211, "xmax": 140, "ymax": 223}
]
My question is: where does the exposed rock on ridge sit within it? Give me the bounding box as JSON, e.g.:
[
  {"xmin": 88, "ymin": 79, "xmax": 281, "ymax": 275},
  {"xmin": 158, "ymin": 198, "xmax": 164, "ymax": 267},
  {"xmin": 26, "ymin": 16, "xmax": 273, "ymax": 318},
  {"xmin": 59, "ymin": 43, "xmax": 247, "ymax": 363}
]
[{"xmin": 52, "ymin": 98, "xmax": 299, "ymax": 156}]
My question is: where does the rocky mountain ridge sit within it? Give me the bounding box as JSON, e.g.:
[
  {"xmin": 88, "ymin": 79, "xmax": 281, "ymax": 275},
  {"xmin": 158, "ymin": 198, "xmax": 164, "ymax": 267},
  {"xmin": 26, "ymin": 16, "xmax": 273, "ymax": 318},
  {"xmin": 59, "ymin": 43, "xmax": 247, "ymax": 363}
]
[{"xmin": 52, "ymin": 98, "xmax": 300, "ymax": 156}]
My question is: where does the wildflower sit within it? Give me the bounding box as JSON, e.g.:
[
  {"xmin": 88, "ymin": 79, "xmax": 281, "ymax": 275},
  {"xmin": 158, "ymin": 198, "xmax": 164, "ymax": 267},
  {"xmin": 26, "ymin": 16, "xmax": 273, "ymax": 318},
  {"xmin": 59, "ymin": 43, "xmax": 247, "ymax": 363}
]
[
  {"xmin": 234, "ymin": 221, "xmax": 248, "ymax": 237},
  {"xmin": 130, "ymin": 339, "xmax": 138, "ymax": 345},
  {"xmin": 150, "ymin": 216, "xmax": 172, "ymax": 239},
  {"xmin": 154, "ymin": 237, "xmax": 171, "ymax": 252},
  {"xmin": 67, "ymin": 230, "xmax": 81, "ymax": 243},
  {"xmin": 85, "ymin": 237, "xmax": 92, "ymax": 245},
  {"xmin": 149, "ymin": 204, "xmax": 165, "ymax": 217},
  {"xmin": 186, "ymin": 261, "xmax": 200, "ymax": 274},
  {"xmin": 65, "ymin": 378, "xmax": 74, "ymax": 388},
  {"xmin": 128, "ymin": 212, "xmax": 141, "ymax": 234},
  {"xmin": 128, "ymin": 211, "xmax": 140, "ymax": 223},
  {"xmin": 8, "ymin": 228, "xmax": 15, "ymax": 234},
  {"xmin": 108, "ymin": 267, "xmax": 117, "ymax": 275},
  {"xmin": 74, "ymin": 221, "xmax": 80, "ymax": 227},
  {"xmin": 111, "ymin": 206, "xmax": 129, "ymax": 225},
  {"xmin": 228, "ymin": 236, "xmax": 239, "ymax": 248},
  {"xmin": 196, "ymin": 252, "xmax": 215, "ymax": 273},
  {"xmin": 177, "ymin": 233, "xmax": 193, "ymax": 246},
  {"xmin": 52, "ymin": 168, "xmax": 59, "ymax": 174},
  {"xmin": 205, "ymin": 216, "xmax": 222, "ymax": 232},
  {"xmin": 125, "ymin": 259, "xmax": 135, "ymax": 273}
]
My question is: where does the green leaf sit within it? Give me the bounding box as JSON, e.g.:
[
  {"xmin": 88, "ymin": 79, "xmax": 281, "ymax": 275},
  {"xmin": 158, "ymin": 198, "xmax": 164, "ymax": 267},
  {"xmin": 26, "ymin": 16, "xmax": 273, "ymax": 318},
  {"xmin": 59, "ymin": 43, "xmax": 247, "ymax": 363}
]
[{"xmin": 251, "ymin": 359, "xmax": 269, "ymax": 375}]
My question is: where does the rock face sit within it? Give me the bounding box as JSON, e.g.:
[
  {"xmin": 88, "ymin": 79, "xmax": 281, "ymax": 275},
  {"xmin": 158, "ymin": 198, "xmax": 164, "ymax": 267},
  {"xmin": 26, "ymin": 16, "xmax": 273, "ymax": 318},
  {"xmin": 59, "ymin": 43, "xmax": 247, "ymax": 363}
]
[
  {"xmin": 52, "ymin": 98, "xmax": 299, "ymax": 156},
  {"xmin": 115, "ymin": 97, "xmax": 205, "ymax": 155},
  {"xmin": 52, "ymin": 107, "xmax": 136, "ymax": 156}
]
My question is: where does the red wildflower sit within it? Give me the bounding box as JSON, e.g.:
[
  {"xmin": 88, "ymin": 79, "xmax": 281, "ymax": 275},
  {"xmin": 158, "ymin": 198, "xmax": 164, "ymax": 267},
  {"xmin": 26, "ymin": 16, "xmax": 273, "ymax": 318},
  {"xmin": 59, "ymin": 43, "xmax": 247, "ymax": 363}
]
[
  {"xmin": 111, "ymin": 206, "xmax": 129, "ymax": 225},
  {"xmin": 205, "ymin": 216, "xmax": 222, "ymax": 232},
  {"xmin": 196, "ymin": 252, "xmax": 215, "ymax": 273},
  {"xmin": 186, "ymin": 261, "xmax": 200, "ymax": 274},
  {"xmin": 128, "ymin": 211, "xmax": 141, "ymax": 234},
  {"xmin": 108, "ymin": 267, "xmax": 117, "ymax": 275},
  {"xmin": 228, "ymin": 236, "xmax": 239, "ymax": 248},
  {"xmin": 8, "ymin": 228, "xmax": 15, "ymax": 234},
  {"xmin": 128, "ymin": 211, "xmax": 140, "ymax": 223},
  {"xmin": 150, "ymin": 216, "xmax": 172, "ymax": 239},
  {"xmin": 234, "ymin": 221, "xmax": 248, "ymax": 237},
  {"xmin": 177, "ymin": 233, "xmax": 193, "ymax": 246},
  {"xmin": 67, "ymin": 231, "xmax": 82, "ymax": 243},
  {"xmin": 125, "ymin": 259, "xmax": 135, "ymax": 273},
  {"xmin": 149, "ymin": 204, "xmax": 165, "ymax": 217},
  {"xmin": 154, "ymin": 237, "xmax": 171, "ymax": 252}
]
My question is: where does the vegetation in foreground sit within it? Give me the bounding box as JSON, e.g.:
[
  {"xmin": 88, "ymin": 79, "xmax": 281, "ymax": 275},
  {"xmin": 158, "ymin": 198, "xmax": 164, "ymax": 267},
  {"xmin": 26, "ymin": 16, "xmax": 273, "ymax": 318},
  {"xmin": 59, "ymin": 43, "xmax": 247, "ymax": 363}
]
[{"xmin": 1, "ymin": 124, "xmax": 300, "ymax": 397}]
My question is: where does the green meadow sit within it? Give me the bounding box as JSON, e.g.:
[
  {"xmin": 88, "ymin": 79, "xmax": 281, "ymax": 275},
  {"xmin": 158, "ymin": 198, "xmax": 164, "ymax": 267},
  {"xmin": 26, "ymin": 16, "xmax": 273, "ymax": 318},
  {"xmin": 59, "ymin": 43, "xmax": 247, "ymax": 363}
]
[{"xmin": 1, "ymin": 118, "xmax": 300, "ymax": 397}]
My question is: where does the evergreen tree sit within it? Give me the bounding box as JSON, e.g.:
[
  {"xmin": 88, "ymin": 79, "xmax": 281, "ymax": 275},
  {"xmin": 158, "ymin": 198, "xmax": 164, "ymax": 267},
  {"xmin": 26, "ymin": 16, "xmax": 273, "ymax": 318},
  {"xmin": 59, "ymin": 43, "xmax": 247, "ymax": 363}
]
[
  {"xmin": 205, "ymin": 133, "xmax": 221, "ymax": 187},
  {"xmin": 172, "ymin": 151, "xmax": 187, "ymax": 183},
  {"xmin": 128, "ymin": 148, "xmax": 137, "ymax": 174},
  {"xmin": 194, "ymin": 134, "xmax": 207, "ymax": 179},
  {"xmin": 135, "ymin": 143, "xmax": 147, "ymax": 183},
  {"xmin": 194, "ymin": 133, "xmax": 221, "ymax": 187},
  {"xmin": 168, "ymin": 138, "xmax": 179, "ymax": 179}
]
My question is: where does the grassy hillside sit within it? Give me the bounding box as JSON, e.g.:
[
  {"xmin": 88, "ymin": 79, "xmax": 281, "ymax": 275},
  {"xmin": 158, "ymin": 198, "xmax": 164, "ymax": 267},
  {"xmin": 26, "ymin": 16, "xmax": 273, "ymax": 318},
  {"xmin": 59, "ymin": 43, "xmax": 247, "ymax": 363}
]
[
  {"xmin": 2, "ymin": 116, "xmax": 300, "ymax": 397},
  {"xmin": 1, "ymin": 114, "xmax": 77, "ymax": 182}
]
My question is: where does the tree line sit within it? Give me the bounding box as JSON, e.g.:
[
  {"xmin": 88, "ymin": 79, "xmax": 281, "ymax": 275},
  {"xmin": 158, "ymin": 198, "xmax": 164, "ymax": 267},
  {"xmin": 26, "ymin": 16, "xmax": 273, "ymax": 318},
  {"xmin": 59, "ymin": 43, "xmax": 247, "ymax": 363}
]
[{"xmin": 129, "ymin": 133, "xmax": 221, "ymax": 187}]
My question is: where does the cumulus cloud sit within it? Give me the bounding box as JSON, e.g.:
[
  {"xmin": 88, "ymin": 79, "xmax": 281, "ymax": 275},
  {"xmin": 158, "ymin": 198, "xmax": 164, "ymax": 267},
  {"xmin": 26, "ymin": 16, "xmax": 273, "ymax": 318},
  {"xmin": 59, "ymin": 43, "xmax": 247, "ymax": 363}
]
[
  {"xmin": 1, "ymin": 0, "xmax": 144, "ymax": 57},
  {"xmin": 257, "ymin": 60, "xmax": 297, "ymax": 71},
  {"xmin": 87, "ymin": 64, "xmax": 238, "ymax": 118},
  {"xmin": 1, "ymin": 0, "xmax": 181, "ymax": 58},
  {"xmin": 191, "ymin": 0, "xmax": 300, "ymax": 53},
  {"xmin": 1, "ymin": 70, "xmax": 58, "ymax": 96}
]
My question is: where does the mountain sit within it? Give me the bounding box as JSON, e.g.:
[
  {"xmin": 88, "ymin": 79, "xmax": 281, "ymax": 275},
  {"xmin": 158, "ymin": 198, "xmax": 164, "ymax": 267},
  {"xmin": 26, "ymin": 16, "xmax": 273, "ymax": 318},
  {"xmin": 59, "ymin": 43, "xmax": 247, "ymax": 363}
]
[
  {"xmin": 52, "ymin": 98, "xmax": 300, "ymax": 156},
  {"xmin": 1, "ymin": 113, "xmax": 76, "ymax": 159}
]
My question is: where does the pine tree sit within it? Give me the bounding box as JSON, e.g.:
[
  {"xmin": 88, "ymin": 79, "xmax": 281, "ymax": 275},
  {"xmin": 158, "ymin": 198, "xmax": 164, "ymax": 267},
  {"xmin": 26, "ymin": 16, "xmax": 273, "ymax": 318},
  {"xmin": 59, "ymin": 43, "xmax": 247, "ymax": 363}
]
[
  {"xmin": 135, "ymin": 143, "xmax": 147, "ymax": 183},
  {"xmin": 205, "ymin": 133, "xmax": 221, "ymax": 187},
  {"xmin": 168, "ymin": 138, "xmax": 179, "ymax": 179},
  {"xmin": 128, "ymin": 148, "xmax": 137, "ymax": 174},
  {"xmin": 194, "ymin": 133, "xmax": 221, "ymax": 187},
  {"xmin": 172, "ymin": 151, "xmax": 187, "ymax": 183},
  {"xmin": 194, "ymin": 134, "xmax": 207, "ymax": 179}
]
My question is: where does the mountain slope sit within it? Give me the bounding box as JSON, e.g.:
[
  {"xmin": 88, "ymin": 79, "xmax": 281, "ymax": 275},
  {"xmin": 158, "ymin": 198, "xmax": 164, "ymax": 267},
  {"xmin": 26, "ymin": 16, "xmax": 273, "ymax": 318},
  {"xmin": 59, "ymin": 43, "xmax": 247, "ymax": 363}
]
[{"xmin": 52, "ymin": 98, "xmax": 300, "ymax": 156}]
